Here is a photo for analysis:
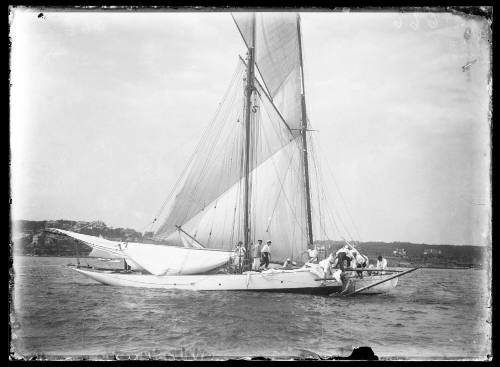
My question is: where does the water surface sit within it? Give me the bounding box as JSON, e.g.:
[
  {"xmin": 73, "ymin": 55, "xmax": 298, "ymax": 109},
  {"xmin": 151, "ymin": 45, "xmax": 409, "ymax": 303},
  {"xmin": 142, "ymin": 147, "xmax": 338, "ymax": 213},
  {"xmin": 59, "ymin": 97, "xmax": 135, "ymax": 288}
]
[{"xmin": 10, "ymin": 256, "xmax": 491, "ymax": 360}]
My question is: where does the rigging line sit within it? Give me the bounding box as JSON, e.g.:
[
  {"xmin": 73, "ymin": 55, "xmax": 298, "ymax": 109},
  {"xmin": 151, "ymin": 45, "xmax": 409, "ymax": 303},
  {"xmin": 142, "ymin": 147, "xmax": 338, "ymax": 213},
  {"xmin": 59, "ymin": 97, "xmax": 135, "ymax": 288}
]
[
  {"xmin": 255, "ymin": 75, "xmax": 294, "ymax": 136},
  {"xmin": 250, "ymin": 95, "xmax": 261, "ymax": 243},
  {"xmin": 188, "ymin": 65, "xmax": 244, "ymax": 187},
  {"xmin": 262, "ymin": 133, "xmax": 306, "ymax": 236},
  {"xmin": 231, "ymin": 109, "xmax": 245, "ymax": 248},
  {"xmin": 164, "ymin": 63, "xmax": 242, "ymax": 213},
  {"xmin": 227, "ymin": 116, "xmax": 246, "ymax": 247},
  {"xmin": 309, "ymin": 132, "xmax": 350, "ymax": 241},
  {"xmin": 177, "ymin": 113, "xmax": 243, "ymax": 240},
  {"xmin": 183, "ymin": 74, "xmax": 245, "ymax": 223},
  {"xmin": 311, "ymin": 148, "xmax": 343, "ymax": 242},
  {"xmin": 314, "ymin": 136, "xmax": 362, "ymax": 241},
  {"xmin": 187, "ymin": 78, "xmax": 244, "ymax": 208},
  {"xmin": 314, "ymin": 152, "xmax": 355, "ymax": 243},
  {"xmin": 308, "ymin": 135, "xmax": 325, "ymax": 239},
  {"xmin": 259, "ymin": 93, "xmax": 291, "ymax": 148},
  {"xmin": 265, "ymin": 146, "xmax": 296, "ymax": 232},
  {"xmin": 309, "ymin": 135, "xmax": 329, "ymax": 240},
  {"xmin": 261, "ymin": 137, "xmax": 297, "ymax": 232},
  {"xmin": 171, "ymin": 137, "xmax": 301, "ymax": 233},
  {"xmin": 310, "ymin": 136, "xmax": 339, "ymax": 242},
  {"xmin": 257, "ymin": 92, "xmax": 304, "ymax": 230},
  {"xmin": 239, "ymin": 55, "xmax": 294, "ymax": 136},
  {"xmin": 152, "ymin": 62, "xmax": 244, "ymax": 233},
  {"xmin": 220, "ymin": 125, "xmax": 241, "ymax": 248},
  {"xmin": 177, "ymin": 77, "xmax": 245, "ymax": 228},
  {"xmin": 231, "ymin": 15, "xmax": 274, "ymax": 101},
  {"xmin": 193, "ymin": 102, "xmax": 242, "ymax": 208}
]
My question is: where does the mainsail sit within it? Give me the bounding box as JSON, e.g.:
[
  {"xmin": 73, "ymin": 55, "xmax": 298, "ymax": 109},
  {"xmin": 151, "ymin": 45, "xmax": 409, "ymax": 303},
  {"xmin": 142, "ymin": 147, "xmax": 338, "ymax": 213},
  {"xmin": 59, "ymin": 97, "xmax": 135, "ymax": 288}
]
[{"xmin": 155, "ymin": 13, "xmax": 312, "ymax": 263}]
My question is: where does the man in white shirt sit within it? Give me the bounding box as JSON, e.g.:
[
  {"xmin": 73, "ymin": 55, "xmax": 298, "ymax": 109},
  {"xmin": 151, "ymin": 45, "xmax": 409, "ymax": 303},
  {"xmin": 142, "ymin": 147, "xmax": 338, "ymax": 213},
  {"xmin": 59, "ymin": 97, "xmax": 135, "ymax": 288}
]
[
  {"xmin": 351, "ymin": 251, "xmax": 369, "ymax": 278},
  {"xmin": 260, "ymin": 240, "xmax": 272, "ymax": 269},
  {"xmin": 252, "ymin": 240, "xmax": 262, "ymax": 270},
  {"xmin": 376, "ymin": 255, "xmax": 388, "ymax": 271},
  {"xmin": 307, "ymin": 246, "xmax": 319, "ymax": 263},
  {"xmin": 318, "ymin": 253, "xmax": 336, "ymax": 279},
  {"xmin": 233, "ymin": 241, "xmax": 245, "ymax": 270},
  {"xmin": 333, "ymin": 244, "xmax": 355, "ymax": 271}
]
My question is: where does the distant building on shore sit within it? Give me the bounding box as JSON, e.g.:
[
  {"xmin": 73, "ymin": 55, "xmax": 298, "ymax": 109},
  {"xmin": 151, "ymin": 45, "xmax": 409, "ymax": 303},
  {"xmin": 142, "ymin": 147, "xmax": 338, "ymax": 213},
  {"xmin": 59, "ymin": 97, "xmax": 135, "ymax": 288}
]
[
  {"xmin": 423, "ymin": 248, "xmax": 442, "ymax": 257},
  {"xmin": 392, "ymin": 248, "xmax": 407, "ymax": 257}
]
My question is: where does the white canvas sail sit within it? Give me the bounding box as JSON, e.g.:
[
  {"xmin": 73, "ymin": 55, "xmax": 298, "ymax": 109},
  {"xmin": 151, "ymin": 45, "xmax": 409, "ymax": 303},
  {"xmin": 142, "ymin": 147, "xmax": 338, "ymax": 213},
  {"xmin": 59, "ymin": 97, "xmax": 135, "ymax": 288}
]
[
  {"xmin": 233, "ymin": 13, "xmax": 303, "ymax": 132},
  {"xmin": 154, "ymin": 13, "xmax": 311, "ymax": 263},
  {"xmin": 88, "ymin": 247, "xmax": 123, "ymax": 259},
  {"xmin": 49, "ymin": 228, "xmax": 232, "ymax": 275}
]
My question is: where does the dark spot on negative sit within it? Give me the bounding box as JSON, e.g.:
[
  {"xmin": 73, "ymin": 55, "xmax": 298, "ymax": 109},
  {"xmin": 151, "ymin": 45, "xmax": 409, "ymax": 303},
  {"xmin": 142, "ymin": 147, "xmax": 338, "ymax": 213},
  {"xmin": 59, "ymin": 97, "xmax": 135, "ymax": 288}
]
[{"xmin": 38, "ymin": 13, "xmax": 44, "ymax": 18}]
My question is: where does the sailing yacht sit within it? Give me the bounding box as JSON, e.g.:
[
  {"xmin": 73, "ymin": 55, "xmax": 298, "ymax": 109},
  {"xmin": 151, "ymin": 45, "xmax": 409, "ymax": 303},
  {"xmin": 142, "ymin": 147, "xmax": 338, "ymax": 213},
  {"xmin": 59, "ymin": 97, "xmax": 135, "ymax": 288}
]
[{"xmin": 52, "ymin": 12, "xmax": 416, "ymax": 295}]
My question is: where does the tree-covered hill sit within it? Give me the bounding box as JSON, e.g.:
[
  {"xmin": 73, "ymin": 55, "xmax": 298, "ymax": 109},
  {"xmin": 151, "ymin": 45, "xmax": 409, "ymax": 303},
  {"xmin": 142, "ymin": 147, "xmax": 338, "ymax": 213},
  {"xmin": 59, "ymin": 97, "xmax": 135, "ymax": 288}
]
[
  {"xmin": 11, "ymin": 219, "xmax": 155, "ymax": 256},
  {"xmin": 10, "ymin": 220, "xmax": 488, "ymax": 268}
]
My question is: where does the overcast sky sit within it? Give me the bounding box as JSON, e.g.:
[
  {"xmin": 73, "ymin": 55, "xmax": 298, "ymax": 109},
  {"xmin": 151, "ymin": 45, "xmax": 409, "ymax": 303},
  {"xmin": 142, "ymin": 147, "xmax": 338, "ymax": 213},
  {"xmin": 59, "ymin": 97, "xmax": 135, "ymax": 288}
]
[{"xmin": 10, "ymin": 9, "xmax": 491, "ymax": 246}]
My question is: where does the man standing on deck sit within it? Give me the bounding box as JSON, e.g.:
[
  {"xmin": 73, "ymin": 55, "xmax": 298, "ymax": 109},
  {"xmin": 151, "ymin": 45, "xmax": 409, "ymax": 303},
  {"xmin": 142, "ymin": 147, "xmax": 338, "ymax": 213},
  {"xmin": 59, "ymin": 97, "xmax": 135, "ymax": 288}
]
[
  {"xmin": 252, "ymin": 240, "xmax": 262, "ymax": 271},
  {"xmin": 233, "ymin": 241, "xmax": 246, "ymax": 271},
  {"xmin": 376, "ymin": 255, "xmax": 388, "ymax": 271},
  {"xmin": 260, "ymin": 240, "xmax": 272, "ymax": 269}
]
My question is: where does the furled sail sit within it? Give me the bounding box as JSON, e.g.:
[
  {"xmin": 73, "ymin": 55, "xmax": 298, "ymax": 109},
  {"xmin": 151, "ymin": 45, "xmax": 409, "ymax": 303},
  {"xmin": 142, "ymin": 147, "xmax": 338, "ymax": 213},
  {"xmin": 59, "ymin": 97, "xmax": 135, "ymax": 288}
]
[
  {"xmin": 49, "ymin": 228, "xmax": 232, "ymax": 275},
  {"xmin": 121, "ymin": 244, "xmax": 232, "ymax": 276}
]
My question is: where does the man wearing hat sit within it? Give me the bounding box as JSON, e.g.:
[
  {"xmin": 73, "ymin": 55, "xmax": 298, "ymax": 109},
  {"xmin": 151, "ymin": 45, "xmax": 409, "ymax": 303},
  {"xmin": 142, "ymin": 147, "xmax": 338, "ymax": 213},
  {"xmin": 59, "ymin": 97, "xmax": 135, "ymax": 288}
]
[
  {"xmin": 233, "ymin": 241, "xmax": 246, "ymax": 271},
  {"xmin": 252, "ymin": 240, "xmax": 262, "ymax": 271},
  {"xmin": 260, "ymin": 240, "xmax": 272, "ymax": 269}
]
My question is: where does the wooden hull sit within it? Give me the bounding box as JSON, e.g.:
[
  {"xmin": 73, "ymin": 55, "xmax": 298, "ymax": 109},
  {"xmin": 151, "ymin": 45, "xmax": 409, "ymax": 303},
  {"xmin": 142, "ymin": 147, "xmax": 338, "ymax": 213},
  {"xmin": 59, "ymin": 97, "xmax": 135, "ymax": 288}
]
[{"xmin": 72, "ymin": 267, "xmax": 399, "ymax": 295}]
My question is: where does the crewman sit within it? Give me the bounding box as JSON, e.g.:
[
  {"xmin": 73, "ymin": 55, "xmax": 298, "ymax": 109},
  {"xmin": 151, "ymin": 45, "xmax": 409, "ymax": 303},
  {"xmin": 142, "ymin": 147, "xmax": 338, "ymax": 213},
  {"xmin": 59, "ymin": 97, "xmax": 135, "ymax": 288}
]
[
  {"xmin": 351, "ymin": 251, "xmax": 369, "ymax": 278},
  {"xmin": 252, "ymin": 240, "xmax": 262, "ymax": 271},
  {"xmin": 318, "ymin": 253, "xmax": 336, "ymax": 280},
  {"xmin": 333, "ymin": 244, "xmax": 355, "ymax": 271},
  {"xmin": 307, "ymin": 246, "xmax": 319, "ymax": 263},
  {"xmin": 282, "ymin": 258, "xmax": 296, "ymax": 269},
  {"xmin": 233, "ymin": 241, "xmax": 246, "ymax": 270},
  {"xmin": 376, "ymin": 255, "xmax": 388, "ymax": 272},
  {"xmin": 260, "ymin": 240, "xmax": 272, "ymax": 269}
]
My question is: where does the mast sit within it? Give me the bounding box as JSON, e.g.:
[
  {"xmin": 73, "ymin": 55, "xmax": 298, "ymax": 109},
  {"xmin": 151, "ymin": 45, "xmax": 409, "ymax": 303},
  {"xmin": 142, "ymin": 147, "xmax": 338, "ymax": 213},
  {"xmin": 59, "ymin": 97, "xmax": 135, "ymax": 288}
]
[
  {"xmin": 297, "ymin": 14, "xmax": 314, "ymax": 249},
  {"xmin": 242, "ymin": 13, "xmax": 256, "ymax": 272}
]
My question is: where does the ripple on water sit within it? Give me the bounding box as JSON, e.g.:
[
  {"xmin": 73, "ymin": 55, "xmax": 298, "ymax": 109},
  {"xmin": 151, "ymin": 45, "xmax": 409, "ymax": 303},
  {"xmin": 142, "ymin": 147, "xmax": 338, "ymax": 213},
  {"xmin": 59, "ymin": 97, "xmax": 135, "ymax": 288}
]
[{"xmin": 11, "ymin": 257, "xmax": 490, "ymax": 360}]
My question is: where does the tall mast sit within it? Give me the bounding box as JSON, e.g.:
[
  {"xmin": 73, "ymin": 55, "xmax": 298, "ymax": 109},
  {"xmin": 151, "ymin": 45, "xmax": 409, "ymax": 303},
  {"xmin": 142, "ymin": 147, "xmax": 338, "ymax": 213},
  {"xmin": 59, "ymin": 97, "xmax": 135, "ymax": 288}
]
[
  {"xmin": 242, "ymin": 13, "xmax": 256, "ymax": 271},
  {"xmin": 297, "ymin": 14, "xmax": 314, "ymax": 249}
]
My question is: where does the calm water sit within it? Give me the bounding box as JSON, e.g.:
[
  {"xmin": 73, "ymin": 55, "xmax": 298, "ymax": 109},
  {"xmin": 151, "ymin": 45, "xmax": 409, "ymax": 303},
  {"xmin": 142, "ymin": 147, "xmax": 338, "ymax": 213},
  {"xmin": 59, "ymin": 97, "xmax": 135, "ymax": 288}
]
[{"xmin": 10, "ymin": 256, "xmax": 491, "ymax": 360}]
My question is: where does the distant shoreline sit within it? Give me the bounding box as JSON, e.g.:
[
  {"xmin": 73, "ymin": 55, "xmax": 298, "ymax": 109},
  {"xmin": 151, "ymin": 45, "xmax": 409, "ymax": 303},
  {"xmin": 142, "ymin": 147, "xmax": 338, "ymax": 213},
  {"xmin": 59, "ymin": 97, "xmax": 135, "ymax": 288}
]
[{"xmin": 11, "ymin": 254, "xmax": 484, "ymax": 270}]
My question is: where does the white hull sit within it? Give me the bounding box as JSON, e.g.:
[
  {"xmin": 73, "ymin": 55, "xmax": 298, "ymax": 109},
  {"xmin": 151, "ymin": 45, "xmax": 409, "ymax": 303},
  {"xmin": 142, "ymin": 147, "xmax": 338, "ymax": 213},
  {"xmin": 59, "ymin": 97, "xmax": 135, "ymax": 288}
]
[
  {"xmin": 71, "ymin": 267, "xmax": 399, "ymax": 295},
  {"xmin": 345, "ymin": 275, "xmax": 399, "ymax": 294}
]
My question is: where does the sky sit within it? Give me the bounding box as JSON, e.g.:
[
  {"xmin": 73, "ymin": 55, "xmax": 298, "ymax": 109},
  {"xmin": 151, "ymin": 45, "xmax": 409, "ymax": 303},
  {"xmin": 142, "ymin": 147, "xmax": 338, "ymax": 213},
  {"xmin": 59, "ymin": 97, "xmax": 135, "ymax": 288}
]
[{"xmin": 10, "ymin": 9, "xmax": 491, "ymax": 246}]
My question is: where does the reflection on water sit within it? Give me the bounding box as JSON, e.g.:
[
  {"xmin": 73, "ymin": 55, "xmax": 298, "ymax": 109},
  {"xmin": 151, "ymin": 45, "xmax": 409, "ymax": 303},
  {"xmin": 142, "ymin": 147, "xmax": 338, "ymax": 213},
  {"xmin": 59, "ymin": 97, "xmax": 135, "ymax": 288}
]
[{"xmin": 10, "ymin": 256, "xmax": 491, "ymax": 360}]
